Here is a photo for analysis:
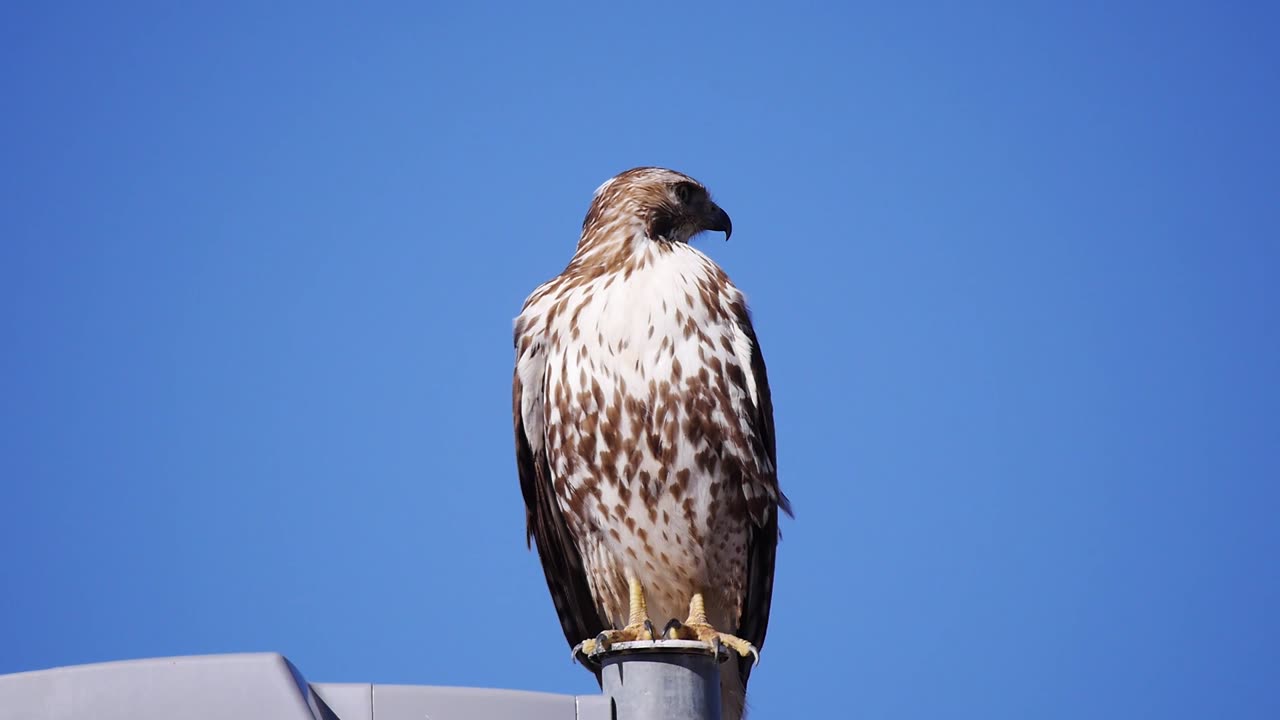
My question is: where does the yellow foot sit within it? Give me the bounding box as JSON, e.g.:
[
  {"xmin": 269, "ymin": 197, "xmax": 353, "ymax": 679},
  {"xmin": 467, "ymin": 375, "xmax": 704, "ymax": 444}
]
[
  {"xmin": 572, "ymin": 573, "xmax": 657, "ymax": 661},
  {"xmin": 661, "ymin": 592, "xmax": 760, "ymax": 666},
  {"xmin": 661, "ymin": 619, "xmax": 759, "ymax": 666},
  {"xmin": 572, "ymin": 620, "xmax": 658, "ymax": 658}
]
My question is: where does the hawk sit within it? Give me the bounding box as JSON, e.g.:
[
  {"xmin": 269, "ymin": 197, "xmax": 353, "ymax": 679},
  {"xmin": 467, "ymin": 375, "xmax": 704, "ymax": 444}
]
[{"xmin": 513, "ymin": 167, "xmax": 790, "ymax": 719}]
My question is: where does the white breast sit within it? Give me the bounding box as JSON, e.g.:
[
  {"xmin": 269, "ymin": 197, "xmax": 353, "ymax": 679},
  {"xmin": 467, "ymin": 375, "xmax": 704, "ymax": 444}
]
[{"xmin": 521, "ymin": 243, "xmax": 756, "ymax": 627}]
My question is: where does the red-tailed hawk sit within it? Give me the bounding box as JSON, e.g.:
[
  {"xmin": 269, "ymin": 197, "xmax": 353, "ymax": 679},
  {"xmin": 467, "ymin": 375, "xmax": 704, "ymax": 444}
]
[{"xmin": 513, "ymin": 167, "xmax": 790, "ymax": 719}]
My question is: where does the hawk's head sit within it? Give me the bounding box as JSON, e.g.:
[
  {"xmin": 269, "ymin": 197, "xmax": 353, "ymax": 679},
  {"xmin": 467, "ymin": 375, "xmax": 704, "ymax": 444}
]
[{"xmin": 582, "ymin": 167, "xmax": 732, "ymax": 247}]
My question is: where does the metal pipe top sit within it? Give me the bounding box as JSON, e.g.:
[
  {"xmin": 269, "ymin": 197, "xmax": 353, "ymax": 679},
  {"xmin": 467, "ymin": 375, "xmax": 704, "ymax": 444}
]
[{"xmin": 596, "ymin": 640, "xmax": 724, "ymax": 720}]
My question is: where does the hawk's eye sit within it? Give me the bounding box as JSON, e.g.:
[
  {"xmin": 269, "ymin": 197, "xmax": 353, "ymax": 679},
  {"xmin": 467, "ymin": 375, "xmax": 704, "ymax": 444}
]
[{"xmin": 674, "ymin": 182, "xmax": 698, "ymax": 205}]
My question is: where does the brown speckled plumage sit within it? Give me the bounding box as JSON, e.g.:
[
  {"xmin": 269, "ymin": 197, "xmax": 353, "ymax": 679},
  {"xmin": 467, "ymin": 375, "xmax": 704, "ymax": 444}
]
[{"xmin": 513, "ymin": 168, "xmax": 790, "ymax": 720}]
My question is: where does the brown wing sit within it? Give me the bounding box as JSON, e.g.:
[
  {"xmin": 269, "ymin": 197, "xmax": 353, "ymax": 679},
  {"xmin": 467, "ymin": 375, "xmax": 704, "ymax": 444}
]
[
  {"xmin": 513, "ymin": 366, "xmax": 606, "ymax": 681},
  {"xmin": 733, "ymin": 316, "xmax": 792, "ymax": 689}
]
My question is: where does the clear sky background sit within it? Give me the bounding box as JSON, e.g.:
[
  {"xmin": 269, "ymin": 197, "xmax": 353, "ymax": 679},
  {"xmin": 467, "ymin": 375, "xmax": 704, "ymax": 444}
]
[{"xmin": 2, "ymin": 3, "xmax": 1277, "ymax": 718}]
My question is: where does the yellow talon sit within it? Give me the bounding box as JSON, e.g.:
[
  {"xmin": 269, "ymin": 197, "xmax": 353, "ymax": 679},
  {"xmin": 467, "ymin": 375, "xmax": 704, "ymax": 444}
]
[
  {"xmin": 572, "ymin": 575, "xmax": 655, "ymax": 662},
  {"xmin": 663, "ymin": 592, "xmax": 760, "ymax": 666}
]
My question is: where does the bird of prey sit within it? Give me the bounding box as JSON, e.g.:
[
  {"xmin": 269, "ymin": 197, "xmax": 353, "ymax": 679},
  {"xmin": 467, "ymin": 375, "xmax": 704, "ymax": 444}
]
[{"xmin": 513, "ymin": 167, "xmax": 790, "ymax": 719}]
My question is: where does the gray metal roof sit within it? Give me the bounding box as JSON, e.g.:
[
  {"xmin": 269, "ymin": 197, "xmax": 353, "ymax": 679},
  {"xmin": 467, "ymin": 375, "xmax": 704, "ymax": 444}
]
[{"xmin": 0, "ymin": 653, "xmax": 613, "ymax": 720}]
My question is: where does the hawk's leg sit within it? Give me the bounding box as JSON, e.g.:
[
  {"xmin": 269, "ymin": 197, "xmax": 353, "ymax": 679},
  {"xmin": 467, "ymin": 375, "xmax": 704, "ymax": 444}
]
[
  {"xmin": 573, "ymin": 574, "xmax": 656, "ymax": 659},
  {"xmin": 662, "ymin": 592, "xmax": 760, "ymax": 666}
]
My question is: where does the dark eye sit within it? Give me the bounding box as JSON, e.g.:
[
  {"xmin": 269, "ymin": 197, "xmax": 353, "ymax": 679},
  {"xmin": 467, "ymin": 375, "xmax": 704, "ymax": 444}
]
[{"xmin": 674, "ymin": 182, "xmax": 698, "ymax": 204}]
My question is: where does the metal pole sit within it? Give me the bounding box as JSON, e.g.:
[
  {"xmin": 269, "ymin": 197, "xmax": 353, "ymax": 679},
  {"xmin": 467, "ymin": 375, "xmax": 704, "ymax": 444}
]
[{"xmin": 597, "ymin": 640, "xmax": 722, "ymax": 720}]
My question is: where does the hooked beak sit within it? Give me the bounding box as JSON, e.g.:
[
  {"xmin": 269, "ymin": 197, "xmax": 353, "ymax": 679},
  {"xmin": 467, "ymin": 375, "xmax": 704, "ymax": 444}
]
[{"xmin": 704, "ymin": 203, "xmax": 732, "ymax": 241}]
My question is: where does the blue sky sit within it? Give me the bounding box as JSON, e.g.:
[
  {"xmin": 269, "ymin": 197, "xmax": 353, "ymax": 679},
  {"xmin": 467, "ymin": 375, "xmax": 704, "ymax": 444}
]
[{"xmin": 2, "ymin": 3, "xmax": 1278, "ymax": 718}]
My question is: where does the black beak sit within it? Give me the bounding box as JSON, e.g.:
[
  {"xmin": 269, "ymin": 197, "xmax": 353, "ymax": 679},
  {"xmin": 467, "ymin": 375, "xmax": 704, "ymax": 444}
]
[{"xmin": 705, "ymin": 203, "xmax": 732, "ymax": 241}]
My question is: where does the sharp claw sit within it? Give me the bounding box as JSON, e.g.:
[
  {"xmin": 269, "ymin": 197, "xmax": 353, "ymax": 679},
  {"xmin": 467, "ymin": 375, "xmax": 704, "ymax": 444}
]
[
  {"xmin": 662, "ymin": 619, "xmax": 684, "ymax": 639},
  {"xmin": 593, "ymin": 632, "xmax": 611, "ymax": 655},
  {"xmin": 642, "ymin": 619, "xmax": 656, "ymax": 641},
  {"xmin": 748, "ymin": 645, "xmax": 760, "ymax": 668},
  {"xmin": 709, "ymin": 635, "xmax": 724, "ymax": 658}
]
